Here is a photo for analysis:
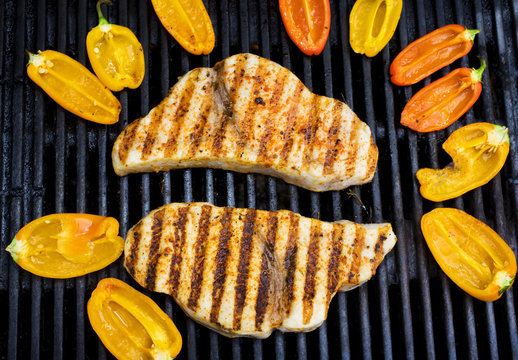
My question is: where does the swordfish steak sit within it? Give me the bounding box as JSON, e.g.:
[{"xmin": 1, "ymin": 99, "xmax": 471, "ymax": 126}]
[
  {"xmin": 112, "ymin": 53, "xmax": 378, "ymax": 192},
  {"xmin": 124, "ymin": 202, "xmax": 396, "ymax": 338}
]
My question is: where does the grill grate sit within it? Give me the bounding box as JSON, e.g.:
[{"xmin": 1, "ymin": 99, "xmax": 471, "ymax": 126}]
[{"xmin": 1, "ymin": 0, "xmax": 518, "ymax": 359}]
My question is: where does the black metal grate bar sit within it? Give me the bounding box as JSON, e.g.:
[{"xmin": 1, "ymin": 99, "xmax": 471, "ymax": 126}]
[
  {"xmin": 75, "ymin": 1, "xmax": 87, "ymax": 359},
  {"xmin": 31, "ymin": 0, "xmax": 45, "ymax": 357},
  {"xmin": 7, "ymin": 0, "xmax": 25, "ymax": 359},
  {"xmin": 452, "ymin": 2, "xmax": 496, "ymax": 359},
  {"xmin": 491, "ymin": 0, "xmax": 518, "ymax": 355},
  {"xmin": 379, "ymin": 6, "xmax": 416, "ymax": 359}
]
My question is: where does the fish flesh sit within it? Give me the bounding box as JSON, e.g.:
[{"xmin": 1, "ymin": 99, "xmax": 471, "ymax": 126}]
[
  {"xmin": 112, "ymin": 53, "xmax": 378, "ymax": 191},
  {"xmin": 124, "ymin": 202, "xmax": 396, "ymax": 338}
]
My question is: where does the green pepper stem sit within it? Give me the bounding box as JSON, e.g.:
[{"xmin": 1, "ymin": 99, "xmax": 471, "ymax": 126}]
[
  {"xmin": 26, "ymin": 50, "xmax": 43, "ymax": 66},
  {"xmin": 464, "ymin": 28, "xmax": 480, "ymax": 41},
  {"xmin": 492, "ymin": 125, "xmax": 510, "ymax": 144},
  {"xmin": 26, "ymin": 50, "xmax": 37, "ymax": 64},
  {"xmin": 498, "ymin": 274, "xmax": 515, "ymax": 295},
  {"xmin": 6, "ymin": 237, "xmax": 21, "ymax": 263},
  {"xmin": 96, "ymin": 0, "xmax": 112, "ymax": 26},
  {"xmin": 471, "ymin": 58, "xmax": 486, "ymax": 83}
]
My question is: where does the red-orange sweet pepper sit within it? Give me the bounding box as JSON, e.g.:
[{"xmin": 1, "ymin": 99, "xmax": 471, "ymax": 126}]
[
  {"xmin": 279, "ymin": 0, "xmax": 331, "ymax": 56},
  {"xmin": 391, "ymin": 24, "xmax": 479, "ymax": 86},
  {"xmin": 400, "ymin": 59, "xmax": 486, "ymax": 132}
]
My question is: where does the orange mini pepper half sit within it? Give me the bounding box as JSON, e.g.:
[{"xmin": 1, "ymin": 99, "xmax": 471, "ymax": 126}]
[
  {"xmin": 26, "ymin": 50, "xmax": 121, "ymax": 124},
  {"xmin": 421, "ymin": 208, "xmax": 516, "ymax": 302},
  {"xmin": 390, "ymin": 24, "xmax": 479, "ymax": 86},
  {"xmin": 417, "ymin": 122, "xmax": 509, "ymax": 202},
  {"xmin": 151, "ymin": 0, "xmax": 215, "ymax": 55},
  {"xmin": 88, "ymin": 278, "xmax": 182, "ymax": 360},
  {"xmin": 400, "ymin": 59, "xmax": 486, "ymax": 132},
  {"xmin": 279, "ymin": 0, "xmax": 331, "ymax": 56},
  {"xmin": 5, "ymin": 214, "xmax": 124, "ymax": 278},
  {"xmin": 86, "ymin": 0, "xmax": 145, "ymax": 91}
]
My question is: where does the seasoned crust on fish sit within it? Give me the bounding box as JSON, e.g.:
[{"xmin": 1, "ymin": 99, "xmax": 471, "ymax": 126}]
[
  {"xmin": 112, "ymin": 53, "xmax": 378, "ymax": 192},
  {"xmin": 124, "ymin": 202, "xmax": 396, "ymax": 338}
]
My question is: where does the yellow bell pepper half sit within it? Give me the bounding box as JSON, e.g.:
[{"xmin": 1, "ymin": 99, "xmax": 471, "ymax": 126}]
[
  {"xmin": 26, "ymin": 50, "xmax": 121, "ymax": 124},
  {"xmin": 417, "ymin": 123, "xmax": 509, "ymax": 202},
  {"xmin": 6, "ymin": 214, "xmax": 124, "ymax": 278},
  {"xmin": 151, "ymin": 0, "xmax": 215, "ymax": 55},
  {"xmin": 86, "ymin": 0, "xmax": 145, "ymax": 92},
  {"xmin": 421, "ymin": 208, "xmax": 516, "ymax": 302},
  {"xmin": 88, "ymin": 278, "xmax": 182, "ymax": 360},
  {"xmin": 349, "ymin": 0, "xmax": 403, "ymax": 57}
]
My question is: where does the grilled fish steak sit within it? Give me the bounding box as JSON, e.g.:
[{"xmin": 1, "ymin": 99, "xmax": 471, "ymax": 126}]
[
  {"xmin": 124, "ymin": 202, "xmax": 396, "ymax": 338},
  {"xmin": 112, "ymin": 53, "xmax": 378, "ymax": 191}
]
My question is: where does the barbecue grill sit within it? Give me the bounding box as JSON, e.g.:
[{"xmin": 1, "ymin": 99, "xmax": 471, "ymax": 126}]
[{"xmin": 1, "ymin": 0, "xmax": 517, "ymax": 359}]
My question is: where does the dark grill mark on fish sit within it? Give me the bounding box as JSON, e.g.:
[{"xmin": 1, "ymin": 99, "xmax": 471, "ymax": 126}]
[
  {"xmin": 233, "ymin": 209, "xmax": 258, "ymax": 330},
  {"xmin": 255, "ymin": 214, "xmax": 279, "ymax": 331},
  {"xmin": 302, "ymin": 221, "xmax": 321, "ymax": 325},
  {"xmin": 283, "ymin": 212, "xmax": 300, "ymax": 318},
  {"xmin": 187, "ymin": 205, "xmax": 213, "ymax": 309},
  {"xmin": 327, "ymin": 225, "xmax": 344, "ymax": 304},
  {"xmin": 141, "ymin": 103, "xmax": 165, "ymax": 161},
  {"xmin": 343, "ymin": 117, "xmax": 362, "ymax": 179},
  {"xmin": 118, "ymin": 119, "xmax": 140, "ymax": 163},
  {"xmin": 371, "ymin": 231, "xmax": 387, "ymax": 271},
  {"xmin": 235, "ymin": 62, "xmax": 269, "ymax": 156},
  {"xmin": 210, "ymin": 207, "xmax": 234, "ymax": 324},
  {"xmin": 256, "ymin": 72, "xmax": 289, "ymax": 164},
  {"xmin": 189, "ymin": 84, "xmax": 214, "ymax": 156},
  {"xmin": 348, "ymin": 224, "xmax": 366, "ymax": 283},
  {"xmin": 168, "ymin": 206, "xmax": 189, "ymax": 297},
  {"xmin": 125, "ymin": 221, "xmax": 143, "ymax": 277},
  {"xmin": 164, "ymin": 71, "xmax": 199, "ymax": 158},
  {"xmin": 280, "ymin": 83, "xmax": 305, "ymax": 163},
  {"xmin": 323, "ymin": 103, "xmax": 345, "ymax": 175},
  {"xmin": 144, "ymin": 208, "xmax": 166, "ymax": 289}
]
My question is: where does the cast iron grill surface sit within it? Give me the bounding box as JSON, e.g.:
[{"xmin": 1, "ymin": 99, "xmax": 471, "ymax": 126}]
[{"xmin": 1, "ymin": 0, "xmax": 517, "ymax": 359}]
